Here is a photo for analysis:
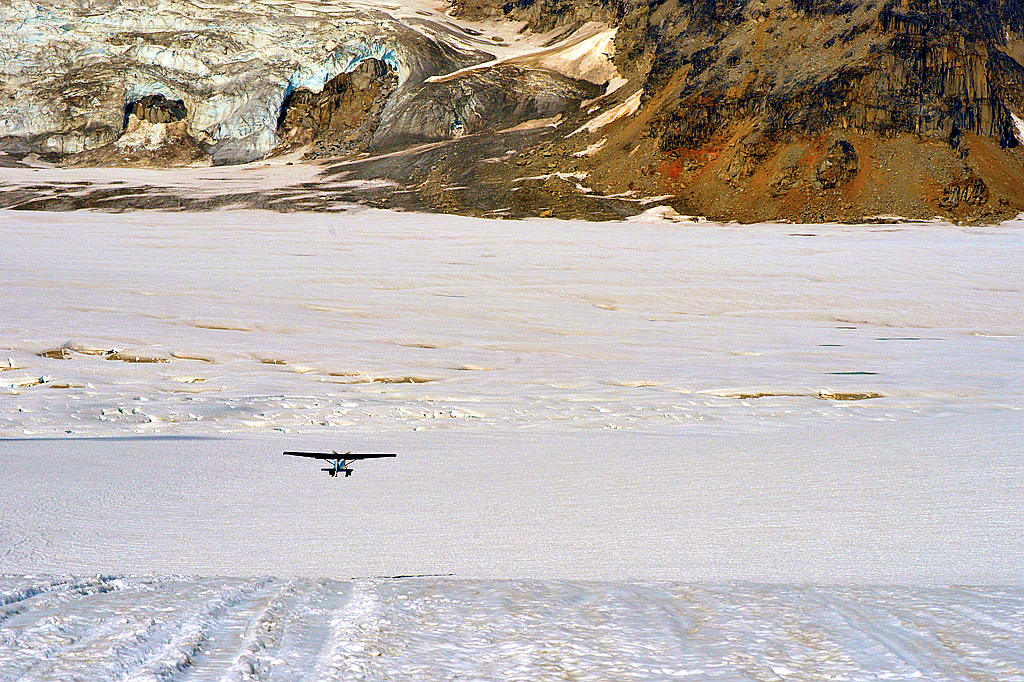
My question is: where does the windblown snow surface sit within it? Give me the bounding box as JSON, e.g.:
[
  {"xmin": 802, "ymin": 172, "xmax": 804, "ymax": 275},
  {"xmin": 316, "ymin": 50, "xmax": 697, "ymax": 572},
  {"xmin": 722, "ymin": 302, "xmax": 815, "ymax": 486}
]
[{"xmin": 2, "ymin": 207, "xmax": 1024, "ymax": 679}]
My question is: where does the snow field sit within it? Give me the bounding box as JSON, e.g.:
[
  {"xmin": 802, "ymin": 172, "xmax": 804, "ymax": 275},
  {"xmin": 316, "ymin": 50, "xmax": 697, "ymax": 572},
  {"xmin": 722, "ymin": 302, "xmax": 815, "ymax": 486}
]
[
  {"xmin": 1, "ymin": 416, "xmax": 1022, "ymax": 582},
  {"xmin": 1, "ymin": 208, "xmax": 1023, "ymax": 679},
  {"xmin": 2, "ymin": 209, "xmax": 1022, "ymax": 437}
]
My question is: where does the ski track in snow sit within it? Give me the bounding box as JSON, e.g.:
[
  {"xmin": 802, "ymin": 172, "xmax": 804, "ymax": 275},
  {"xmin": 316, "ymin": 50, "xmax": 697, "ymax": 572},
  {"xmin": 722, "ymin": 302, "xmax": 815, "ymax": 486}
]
[{"xmin": 0, "ymin": 578, "xmax": 1022, "ymax": 681}]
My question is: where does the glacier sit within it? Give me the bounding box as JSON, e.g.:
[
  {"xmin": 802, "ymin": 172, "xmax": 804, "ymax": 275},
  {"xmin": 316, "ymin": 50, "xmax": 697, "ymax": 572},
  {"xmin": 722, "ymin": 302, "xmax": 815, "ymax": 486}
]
[{"xmin": 0, "ymin": 0, "xmax": 615, "ymax": 164}]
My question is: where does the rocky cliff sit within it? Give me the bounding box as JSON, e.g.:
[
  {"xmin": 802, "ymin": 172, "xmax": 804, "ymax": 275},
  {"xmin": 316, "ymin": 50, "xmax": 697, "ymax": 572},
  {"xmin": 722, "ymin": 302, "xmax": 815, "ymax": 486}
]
[
  {"xmin": 451, "ymin": 0, "xmax": 1024, "ymax": 222},
  {"xmin": 1, "ymin": 0, "xmax": 1022, "ymax": 222}
]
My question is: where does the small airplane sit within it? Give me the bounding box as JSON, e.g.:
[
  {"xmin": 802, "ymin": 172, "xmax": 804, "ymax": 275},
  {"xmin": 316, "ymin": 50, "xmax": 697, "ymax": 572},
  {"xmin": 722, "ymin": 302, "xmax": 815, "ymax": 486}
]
[{"xmin": 283, "ymin": 450, "xmax": 396, "ymax": 477}]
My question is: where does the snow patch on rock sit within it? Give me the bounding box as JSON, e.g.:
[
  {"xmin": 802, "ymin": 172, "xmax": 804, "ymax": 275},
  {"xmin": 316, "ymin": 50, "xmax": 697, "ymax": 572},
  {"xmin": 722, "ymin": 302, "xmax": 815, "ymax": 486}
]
[
  {"xmin": 1012, "ymin": 113, "xmax": 1024, "ymax": 145},
  {"xmin": 573, "ymin": 89, "xmax": 643, "ymax": 135},
  {"xmin": 426, "ymin": 23, "xmax": 618, "ymax": 85}
]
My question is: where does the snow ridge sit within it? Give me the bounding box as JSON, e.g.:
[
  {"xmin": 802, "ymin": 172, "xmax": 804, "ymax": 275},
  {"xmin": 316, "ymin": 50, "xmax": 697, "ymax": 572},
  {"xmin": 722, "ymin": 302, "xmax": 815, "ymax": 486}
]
[
  {"xmin": 315, "ymin": 582, "xmax": 384, "ymax": 681},
  {"xmin": 221, "ymin": 579, "xmax": 301, "ymax": 682},
  {"xmin": 116, "ymin": 579, "xmax": 273, "ymax": 682}
]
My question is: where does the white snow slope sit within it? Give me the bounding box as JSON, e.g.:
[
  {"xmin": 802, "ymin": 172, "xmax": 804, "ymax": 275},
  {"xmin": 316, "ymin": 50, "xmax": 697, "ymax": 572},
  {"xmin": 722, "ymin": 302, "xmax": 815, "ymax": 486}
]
[{"xmin": 1, "ymin": 208, "xmax": 1023, "ymax": 679}]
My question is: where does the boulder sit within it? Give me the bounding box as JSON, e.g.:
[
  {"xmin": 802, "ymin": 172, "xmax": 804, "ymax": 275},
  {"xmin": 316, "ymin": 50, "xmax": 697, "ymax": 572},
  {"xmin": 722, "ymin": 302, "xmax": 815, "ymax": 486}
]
[{"xmin": 816, "ymin": 140, "xmax": 859, "ymax": 189}]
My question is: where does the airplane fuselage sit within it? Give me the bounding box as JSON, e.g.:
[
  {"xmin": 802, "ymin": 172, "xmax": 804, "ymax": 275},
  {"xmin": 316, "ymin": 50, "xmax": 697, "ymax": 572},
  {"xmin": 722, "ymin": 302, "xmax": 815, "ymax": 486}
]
[{"xmin": 321, "ymin": 459, "xmax": 353, "ymax": 477}]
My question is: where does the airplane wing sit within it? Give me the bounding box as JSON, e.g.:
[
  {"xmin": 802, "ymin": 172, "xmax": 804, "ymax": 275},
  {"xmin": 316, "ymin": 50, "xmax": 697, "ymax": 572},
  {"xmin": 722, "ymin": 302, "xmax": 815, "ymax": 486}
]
[
  {"xmin": 283, "ymin": 451, "xmax": 337, "ymax": 460},
  {"xmin": 283, "ymin": 451, "xmax": 396, "ymax": 460}
]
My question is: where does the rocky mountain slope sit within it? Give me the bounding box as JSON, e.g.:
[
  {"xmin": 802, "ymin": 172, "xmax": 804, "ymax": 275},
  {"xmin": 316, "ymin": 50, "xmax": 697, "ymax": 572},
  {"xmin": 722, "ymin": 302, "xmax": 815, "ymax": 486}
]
[
  {"xmin": 454, "ymin": 0, "xmax": 1024, "ymax": 223},
  {"xmin": 1, "ymin": 0, "xmax": 1022, "ymax": 222}
]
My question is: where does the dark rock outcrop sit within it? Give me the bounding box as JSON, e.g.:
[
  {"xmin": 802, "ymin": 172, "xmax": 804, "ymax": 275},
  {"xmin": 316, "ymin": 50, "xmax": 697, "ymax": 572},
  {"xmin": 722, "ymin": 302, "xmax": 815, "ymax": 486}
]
[
  {"xmin": 942, "ymin": 175, "xmax": 989, "ymax": 206},
  {"xmin": 277, "ymin": 59, "xmax": 399, "ymax": 158},
  {"xmin": 126, "ymin": 95, "xmax": 187, "ymax": 125},
  {"xmin": 375, "ymin": 64, "xmax": 602, "ymax": 149}
]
